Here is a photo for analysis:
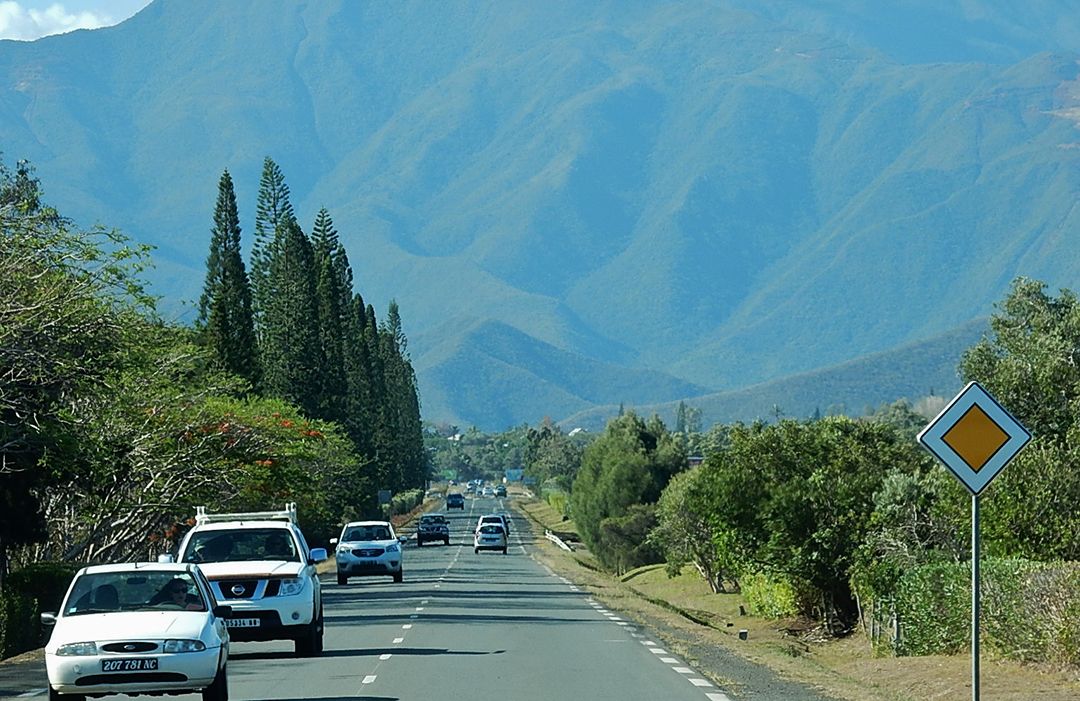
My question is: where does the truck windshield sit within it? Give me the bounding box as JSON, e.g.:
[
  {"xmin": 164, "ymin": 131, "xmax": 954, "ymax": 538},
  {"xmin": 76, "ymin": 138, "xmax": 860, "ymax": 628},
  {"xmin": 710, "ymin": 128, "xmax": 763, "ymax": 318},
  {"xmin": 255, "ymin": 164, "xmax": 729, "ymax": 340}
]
[{"xmin": 182, "ymin": 528, "xmax": 299, "ymax": 563}]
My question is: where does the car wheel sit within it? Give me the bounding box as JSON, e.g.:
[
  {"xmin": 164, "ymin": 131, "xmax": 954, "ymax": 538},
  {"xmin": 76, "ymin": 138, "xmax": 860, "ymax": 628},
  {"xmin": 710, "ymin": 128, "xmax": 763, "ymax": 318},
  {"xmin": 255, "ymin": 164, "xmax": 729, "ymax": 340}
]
[
  {"xmin": 393, "ymin": 569, "xmax": 403, "ymax": 584},
  {"xmin": 416, "ymin": 539, "xmax": 423, "ymax": 547},
  {"xmin": 201, "ymin": 661, "xmax": 228, "ymax": 701},
  {"xmin": 444, "ymin": 538, "xmax": 450, "ymax": 546},
  {"xmin": 503, "ymin": 547, "xmax": 508, "ymax": 554},
  {"xmin": 337, "ymin": 572, "xmax": 347, "ymax": 585},
  {"xmin": 474, "ymin": 547, "xmax": 479, "ymax": 554},
  {"xmin": 294, "ymin": 619, "xmax": 321, "ymax": 657},
  {"xmin": 49, "ymin": 689, "xmax": 85, "ymax": 701}
]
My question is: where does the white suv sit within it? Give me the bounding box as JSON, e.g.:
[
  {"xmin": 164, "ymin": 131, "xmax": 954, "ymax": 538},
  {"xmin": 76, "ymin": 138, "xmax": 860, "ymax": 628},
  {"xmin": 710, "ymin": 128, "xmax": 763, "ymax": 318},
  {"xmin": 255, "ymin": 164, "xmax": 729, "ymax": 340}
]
[
  {"xmin": 173, "ymin": 503, "xmax": 327, "ymax": 657},
  {"xmin": 332, "ymin": 521, "xmax": 406, "ymax": 584}
]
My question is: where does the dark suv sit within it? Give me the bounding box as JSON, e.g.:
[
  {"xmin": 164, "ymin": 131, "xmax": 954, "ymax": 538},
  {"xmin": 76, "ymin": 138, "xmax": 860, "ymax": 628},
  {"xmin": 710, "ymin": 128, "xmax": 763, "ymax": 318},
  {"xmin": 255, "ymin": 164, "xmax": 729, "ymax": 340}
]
[
  {"xmin": 417, "ymin": 513, "xmax": 450, "ymax": 546},
  {"xmin": 446, "ymin": 492, "xmax": 465, "ymax": 510}
]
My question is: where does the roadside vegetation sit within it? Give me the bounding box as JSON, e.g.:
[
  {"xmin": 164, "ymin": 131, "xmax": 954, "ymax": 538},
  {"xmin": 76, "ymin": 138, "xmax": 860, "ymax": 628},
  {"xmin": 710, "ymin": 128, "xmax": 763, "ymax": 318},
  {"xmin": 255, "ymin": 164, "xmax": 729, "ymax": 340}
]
[
  {"xmin": 516, "ymin": 278, "xmax": 1080, "ymax": 674},
  {"xmin": 0, "ymin": 157, "xmax": 427, "ymax": 657}
]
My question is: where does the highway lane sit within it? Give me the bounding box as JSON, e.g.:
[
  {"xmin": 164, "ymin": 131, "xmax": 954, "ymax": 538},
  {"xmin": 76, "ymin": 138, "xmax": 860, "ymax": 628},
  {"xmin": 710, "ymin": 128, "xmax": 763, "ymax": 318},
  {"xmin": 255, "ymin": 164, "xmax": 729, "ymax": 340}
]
[{"xmin": 6, "ymin": 495, "xmax": 737, "ymax": 701}]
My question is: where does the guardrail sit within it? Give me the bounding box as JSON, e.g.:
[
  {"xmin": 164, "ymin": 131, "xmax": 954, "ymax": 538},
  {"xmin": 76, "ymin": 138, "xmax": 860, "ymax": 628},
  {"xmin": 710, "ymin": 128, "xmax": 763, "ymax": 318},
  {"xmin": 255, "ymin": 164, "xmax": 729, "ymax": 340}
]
[{"xmin": 545, "ymin": 529, "xmax": 574, "ymax": 552}]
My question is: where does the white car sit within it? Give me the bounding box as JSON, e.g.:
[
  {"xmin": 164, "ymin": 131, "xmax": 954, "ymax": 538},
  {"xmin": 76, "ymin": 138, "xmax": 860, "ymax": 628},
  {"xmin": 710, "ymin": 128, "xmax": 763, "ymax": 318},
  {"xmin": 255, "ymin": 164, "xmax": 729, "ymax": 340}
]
[
  {"xmin": 43, "ymin": 562, "xmax": 230, "ymax": 701},
  {"xmin": 333, "ymin": 521, "xmax": 407, "ymax": 584},
  {"xmin": 475, "ymin": 513, "xmax": 511, "ymax": 537},
  {"xmin": 174, "ymin": 504, "xmax": 326, "ymax": 657},
  {"xmin": 474, "ymin": 523, "xmax": 508, "ymax": 554}
]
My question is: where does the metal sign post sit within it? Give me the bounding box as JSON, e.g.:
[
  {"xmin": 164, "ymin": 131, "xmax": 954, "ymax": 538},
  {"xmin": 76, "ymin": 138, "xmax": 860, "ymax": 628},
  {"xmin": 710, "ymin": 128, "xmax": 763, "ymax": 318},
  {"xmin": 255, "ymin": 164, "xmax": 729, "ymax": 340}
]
[{"xmin": 917, "ymin": 381, "xmax": 1030, "ymax": 701}]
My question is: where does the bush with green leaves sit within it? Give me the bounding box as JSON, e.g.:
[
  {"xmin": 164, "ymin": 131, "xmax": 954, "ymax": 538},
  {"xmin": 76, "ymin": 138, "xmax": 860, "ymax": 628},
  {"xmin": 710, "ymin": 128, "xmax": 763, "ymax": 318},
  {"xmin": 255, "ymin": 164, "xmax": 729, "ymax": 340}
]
[{"xmin": 741, "ymin": 572, "xmax": 799, "ymax": 619}]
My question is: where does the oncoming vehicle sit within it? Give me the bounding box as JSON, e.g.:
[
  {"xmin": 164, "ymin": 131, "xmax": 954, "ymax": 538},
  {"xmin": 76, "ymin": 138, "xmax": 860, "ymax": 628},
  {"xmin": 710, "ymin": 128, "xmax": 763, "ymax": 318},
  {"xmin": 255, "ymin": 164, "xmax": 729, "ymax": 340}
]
[
  {"xmin": 173, "ymin": 504, "xmax": 327, "ymax": 657},
  {"xmin": 446, "ymin": 492, "xmax": 465, "ymax": 510},
  {"xmin": 416, "ymin": 513, "xmax": 450, "ymax": 546},
  {"xmin": 43, "ymin": 562, "xmax": 230, "ymax": 701},
  {"xmin": 474, "ymin": 523, "xmax": 508, "ymax": 554},
  {"xmin": 494, "ymin": 485, "xmax": 507, "ymax": 497},
  {"xmin": 333, "ymin": 521, "xmax": 407, "ymax": 584}
]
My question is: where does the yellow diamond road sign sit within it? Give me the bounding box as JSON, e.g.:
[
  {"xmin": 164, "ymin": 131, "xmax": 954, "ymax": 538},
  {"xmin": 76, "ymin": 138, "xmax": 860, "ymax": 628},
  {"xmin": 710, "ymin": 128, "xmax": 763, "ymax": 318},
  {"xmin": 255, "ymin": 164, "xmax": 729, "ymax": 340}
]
[{"xmin": 918, "ymin": 381, "xmax": 1030, "ymax": 495}]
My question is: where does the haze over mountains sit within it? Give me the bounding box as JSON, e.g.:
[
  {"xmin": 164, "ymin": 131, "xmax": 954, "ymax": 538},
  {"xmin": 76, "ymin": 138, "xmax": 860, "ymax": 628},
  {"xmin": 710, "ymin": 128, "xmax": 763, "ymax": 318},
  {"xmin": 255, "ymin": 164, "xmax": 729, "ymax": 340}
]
[{"xmin": 2, "ymin": 1, "xmax": 1079, "ymax": 429}]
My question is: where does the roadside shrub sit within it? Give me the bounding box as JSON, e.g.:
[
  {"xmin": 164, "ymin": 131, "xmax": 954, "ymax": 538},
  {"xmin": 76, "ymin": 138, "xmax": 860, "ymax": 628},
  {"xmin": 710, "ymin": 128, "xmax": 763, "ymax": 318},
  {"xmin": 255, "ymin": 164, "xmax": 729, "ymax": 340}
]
[
  {"xmin": 889, "ymin": 558, "xmax": 1080, "ymax": 665},
  {"xmin": 0, "ymin": 561, "xmax": 81, "ymax": 659},
  {"xmin": 741, "ymin": 572, "xmax": 798, "ymax": 619},
  {"xmin": 546, "ymin": 491, "xmax": 569, "ymax": 519},
  {"xmin": 390, "ymin": 488, "xmax": 424, "ymax": 516}
]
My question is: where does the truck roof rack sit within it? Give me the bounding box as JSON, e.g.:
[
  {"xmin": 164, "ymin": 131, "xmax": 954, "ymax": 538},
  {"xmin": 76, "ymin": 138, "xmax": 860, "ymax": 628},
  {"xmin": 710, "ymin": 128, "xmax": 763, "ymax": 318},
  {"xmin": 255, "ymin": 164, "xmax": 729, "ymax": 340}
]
[{"xmin": 194, "ymin": 502, "xmax": 298, "ymax": 525}]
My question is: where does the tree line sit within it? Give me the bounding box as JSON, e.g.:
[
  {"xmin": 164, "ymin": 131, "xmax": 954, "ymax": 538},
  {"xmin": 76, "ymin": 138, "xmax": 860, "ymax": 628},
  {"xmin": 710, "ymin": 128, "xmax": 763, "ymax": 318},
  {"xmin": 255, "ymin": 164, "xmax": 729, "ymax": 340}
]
[
  {"xmin": 522, "ymin": 277, "xmax": 1080, "ymax": 664},
  {"xmin": 0, "ymin": 156, "xmax": 426, "ymax": 582}
]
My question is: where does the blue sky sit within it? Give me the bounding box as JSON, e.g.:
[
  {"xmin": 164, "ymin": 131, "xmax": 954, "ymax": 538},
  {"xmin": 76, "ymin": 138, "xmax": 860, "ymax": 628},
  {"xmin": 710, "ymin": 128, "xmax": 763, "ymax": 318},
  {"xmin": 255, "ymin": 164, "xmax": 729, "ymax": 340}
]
[{"xmin": 0, "ymin": 0, "xmax": 150, "ymax": 40}]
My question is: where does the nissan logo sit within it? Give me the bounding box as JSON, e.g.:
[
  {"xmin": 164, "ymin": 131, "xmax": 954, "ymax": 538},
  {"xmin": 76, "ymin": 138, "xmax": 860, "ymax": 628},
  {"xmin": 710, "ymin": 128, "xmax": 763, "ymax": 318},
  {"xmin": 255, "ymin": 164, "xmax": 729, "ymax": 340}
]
[{"xmin": 231, "ymin": 584, "xmax": 246, "ymax": 596}]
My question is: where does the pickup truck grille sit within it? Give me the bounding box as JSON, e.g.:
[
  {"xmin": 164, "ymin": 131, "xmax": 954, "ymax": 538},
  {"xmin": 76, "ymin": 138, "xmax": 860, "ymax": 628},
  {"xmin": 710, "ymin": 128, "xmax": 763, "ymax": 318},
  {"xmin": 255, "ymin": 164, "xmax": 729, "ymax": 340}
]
[{"xmin": 217, "ymin": 579, "xmax": 260, "ymax": 599}]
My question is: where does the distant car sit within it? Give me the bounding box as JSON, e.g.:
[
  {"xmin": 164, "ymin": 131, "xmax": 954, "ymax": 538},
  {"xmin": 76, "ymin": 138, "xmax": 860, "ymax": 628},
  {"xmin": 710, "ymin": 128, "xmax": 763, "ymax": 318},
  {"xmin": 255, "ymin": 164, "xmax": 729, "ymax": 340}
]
[
  {"xmin": 481, "ymin": 486, "xmax": 495, "ymax": 498},
  {"xmin": 446, "ymin": 492, "xmax": 465, "ymax": 510},
  {"xmin": 494, "ymin": 485, "xmax": 507, "ymax": 497},
  {"xmin": 417, "ymin": 513, "xmax": 450, "ymax": 546},
  {"xmin": 43, "ymin": 562, "xmax": 230, "ymax": 701},
  {"xmin": 475, "ymin": 513, "xmax": 510, "ymax": 537},
  {"xmin": 474, "ymin": 523, "xmax": 508, "ymax": 554},
  {"xmin": 333, "ymin": 521, "xmax": 406, "ymax": 584}
]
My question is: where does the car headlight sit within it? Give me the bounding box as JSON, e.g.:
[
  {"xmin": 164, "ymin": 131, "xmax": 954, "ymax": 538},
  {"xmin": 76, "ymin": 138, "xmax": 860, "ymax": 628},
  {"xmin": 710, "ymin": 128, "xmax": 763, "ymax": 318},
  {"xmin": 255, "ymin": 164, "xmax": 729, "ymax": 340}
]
[
  {"xmin": 163, "ymin": 639, "xmax": 206, "ymax": 653},
  {"xmin": 56, "ymin": 642, "xmax": 98, "ymax": 656},
  {"xmin": 279, "ymin": 578, "xmax": 304, "ymax": 596},
  {"xmin": 337, "ymin": 545, "xmax": 350, "ymax": 553},
  {"xmin": 385, "ymin": 543, "xmax": 399, "ymax": 553}
]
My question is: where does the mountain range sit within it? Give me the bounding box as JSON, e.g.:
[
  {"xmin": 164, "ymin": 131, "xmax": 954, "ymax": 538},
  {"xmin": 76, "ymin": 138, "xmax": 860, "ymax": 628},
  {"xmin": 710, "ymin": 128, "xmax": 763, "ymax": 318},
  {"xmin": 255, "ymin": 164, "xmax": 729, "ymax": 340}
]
[{"xmin": 2, "ymin": 1, "xmax": 1078, "ymax": 429}]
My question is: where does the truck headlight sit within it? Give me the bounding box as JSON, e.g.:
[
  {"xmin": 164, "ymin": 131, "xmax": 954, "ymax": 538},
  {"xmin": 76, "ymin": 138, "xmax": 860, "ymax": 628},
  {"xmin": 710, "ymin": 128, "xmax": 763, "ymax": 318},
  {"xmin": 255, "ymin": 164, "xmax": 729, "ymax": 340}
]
[
  {"xmin": 57, "ymin": 642, "xmax": 98, "ymax": 656},
  {"xmin": 163, "ymin": 639, "xmax": 206, "ymax": 653},
  {"xmin": 279, "ymin": 578, "xmax": 304, "ymax": 596}
]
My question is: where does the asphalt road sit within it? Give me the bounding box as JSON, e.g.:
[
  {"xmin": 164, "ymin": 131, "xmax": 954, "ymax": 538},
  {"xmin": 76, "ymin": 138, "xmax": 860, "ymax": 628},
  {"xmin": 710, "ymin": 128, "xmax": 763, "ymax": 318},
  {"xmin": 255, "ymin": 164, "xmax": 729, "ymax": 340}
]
[{"xmin": 2, "ymin": 496, "xmax": 789, "ymax": 701}]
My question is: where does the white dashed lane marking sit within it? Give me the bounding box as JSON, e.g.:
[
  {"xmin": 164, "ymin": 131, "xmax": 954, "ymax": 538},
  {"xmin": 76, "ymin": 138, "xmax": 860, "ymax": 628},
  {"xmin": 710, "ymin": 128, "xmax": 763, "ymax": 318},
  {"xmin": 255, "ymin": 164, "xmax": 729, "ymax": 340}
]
[
  {"xmin": 706, "ymin": 693, "xmax": 734, "ymax": 701},
  {"xmin": 392, "ymin": 637, "xmax": 404, "ymax": 643},
  {"xmin": 689, "ymin": 678, "xmax": 714, "ymax": 687},
  {"xmin": 379, "ymin": 653, "xmax": 392, "ymax": 660},
  {"xmin": 361, "ymin": 675, "xmax": 377, "ymax": 684}
]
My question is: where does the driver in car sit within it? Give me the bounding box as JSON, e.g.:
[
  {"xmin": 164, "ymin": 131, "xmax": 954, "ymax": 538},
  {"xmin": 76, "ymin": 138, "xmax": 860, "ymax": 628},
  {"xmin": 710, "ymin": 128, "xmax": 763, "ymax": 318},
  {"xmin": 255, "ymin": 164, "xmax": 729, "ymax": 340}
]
[{"xmin": 150, "ymin": 578, "xmax": 204, "ymax": 611}]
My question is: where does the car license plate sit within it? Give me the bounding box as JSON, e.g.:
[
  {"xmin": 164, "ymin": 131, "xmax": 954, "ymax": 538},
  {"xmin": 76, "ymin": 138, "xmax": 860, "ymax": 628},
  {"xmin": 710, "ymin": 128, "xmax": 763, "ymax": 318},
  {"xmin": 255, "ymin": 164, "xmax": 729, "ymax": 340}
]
[
  {"xmin": 224, "ymin": 618, "xmax": 260, "ymax": 628},
  {"xmin": 102, "ymin": 658, "xmax": 158, "ymax": 672},
  {"xmin": 359, "ymin": 560, "xmax": 377, "ymax": 567}
]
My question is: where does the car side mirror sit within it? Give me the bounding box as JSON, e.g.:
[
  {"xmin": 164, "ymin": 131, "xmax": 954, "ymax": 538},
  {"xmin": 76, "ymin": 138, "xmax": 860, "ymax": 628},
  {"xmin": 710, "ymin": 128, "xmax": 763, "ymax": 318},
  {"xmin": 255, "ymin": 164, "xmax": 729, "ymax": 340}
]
[
  {"xmin": 41, "ymin": 612, "xmax": 57, "ymax": 626},
  {"xmin": 329, "ymin": 537, "xmax": 338, "ymax": 546},
  {"xmin": 398, "ymin": 535, "xmax": 408, "ymax": 543},
  {"xmin": 309, "ymin": 547, "xmax": 328, "ymax": 563},
  {"xmin": 212, "ymin": 605, "xmax": 232, "ymax": 618},
  {"xmin": 157, "ymin": 553, "xmax": 176, "ymax": 563}
]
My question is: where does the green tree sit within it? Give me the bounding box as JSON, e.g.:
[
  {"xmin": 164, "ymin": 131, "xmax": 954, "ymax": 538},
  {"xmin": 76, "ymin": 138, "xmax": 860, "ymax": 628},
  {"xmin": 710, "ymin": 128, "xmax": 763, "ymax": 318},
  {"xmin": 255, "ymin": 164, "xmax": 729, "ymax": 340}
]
[
  {"xmin": 0, "ymin": 159, "xmax": 151, "ymax": 578},
  {"xmin": 260, "ymin": 219, "xmax": 323, "ymax": 416},
  {"xmin": 570, "ymin": 412, "xmax": 685, "ymax": 566},
  {"xmin": 311, "ymin": 208, "xmax": 348, "ymax": 424},
  {"xmin": 250, "ymin": 157, "xmax": 295, "ymax": 326},
  {"xmin": 959, "ymin": 277, "xmax": 1080, "ymax": 560},
  {"xmin": 197, "ymin": 169, "xmax": 257, "ymax": 384}
]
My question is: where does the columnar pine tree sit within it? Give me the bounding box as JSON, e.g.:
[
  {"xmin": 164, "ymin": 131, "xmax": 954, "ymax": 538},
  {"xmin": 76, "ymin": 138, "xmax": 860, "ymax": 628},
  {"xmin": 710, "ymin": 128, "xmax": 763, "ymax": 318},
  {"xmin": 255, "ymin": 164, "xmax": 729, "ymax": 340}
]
[
  {"xmin": 311, "ymin": 208, "xmax": 348, "ymax": 424},
  {"xmin": 343, "ymin": 293, "xmax": 375, "ymax": 458},
  {"xmin": 380, "ymin": 301, "xmax": 427, "ymax": 488},
  {"xmin": 250, "ymin": 157, "xmax": 296, "ymax": 338},
  {"xmin": 197, "ymin": 170, "xmax": 257, "ymax": 384},
  {"xmin": 260, "ymin": 218, "xmax": 323, "ymax": 416}
]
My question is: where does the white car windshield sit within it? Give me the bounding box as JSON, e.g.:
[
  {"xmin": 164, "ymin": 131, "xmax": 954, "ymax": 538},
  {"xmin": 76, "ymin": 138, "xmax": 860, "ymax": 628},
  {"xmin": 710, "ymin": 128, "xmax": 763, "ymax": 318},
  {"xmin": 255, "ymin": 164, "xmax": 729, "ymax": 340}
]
[
  {"xmin": 343, "ymin": 525, "xmax": 392, "ymax": 541},
  {"xmin": 183, "ymin": 528, "xmax": 298, "ymax": 563},
  {"xmin": 64, "ymin": 571, "xmax": 206, "ymax": 616}
]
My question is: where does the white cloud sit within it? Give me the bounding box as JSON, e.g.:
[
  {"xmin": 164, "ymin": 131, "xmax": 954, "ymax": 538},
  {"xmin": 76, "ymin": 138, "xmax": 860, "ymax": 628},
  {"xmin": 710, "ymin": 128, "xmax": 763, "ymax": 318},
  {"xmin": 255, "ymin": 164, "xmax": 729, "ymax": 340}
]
[{"xmin": 0, "ymin": 1, "xmax": 113, "ymax": 41}]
